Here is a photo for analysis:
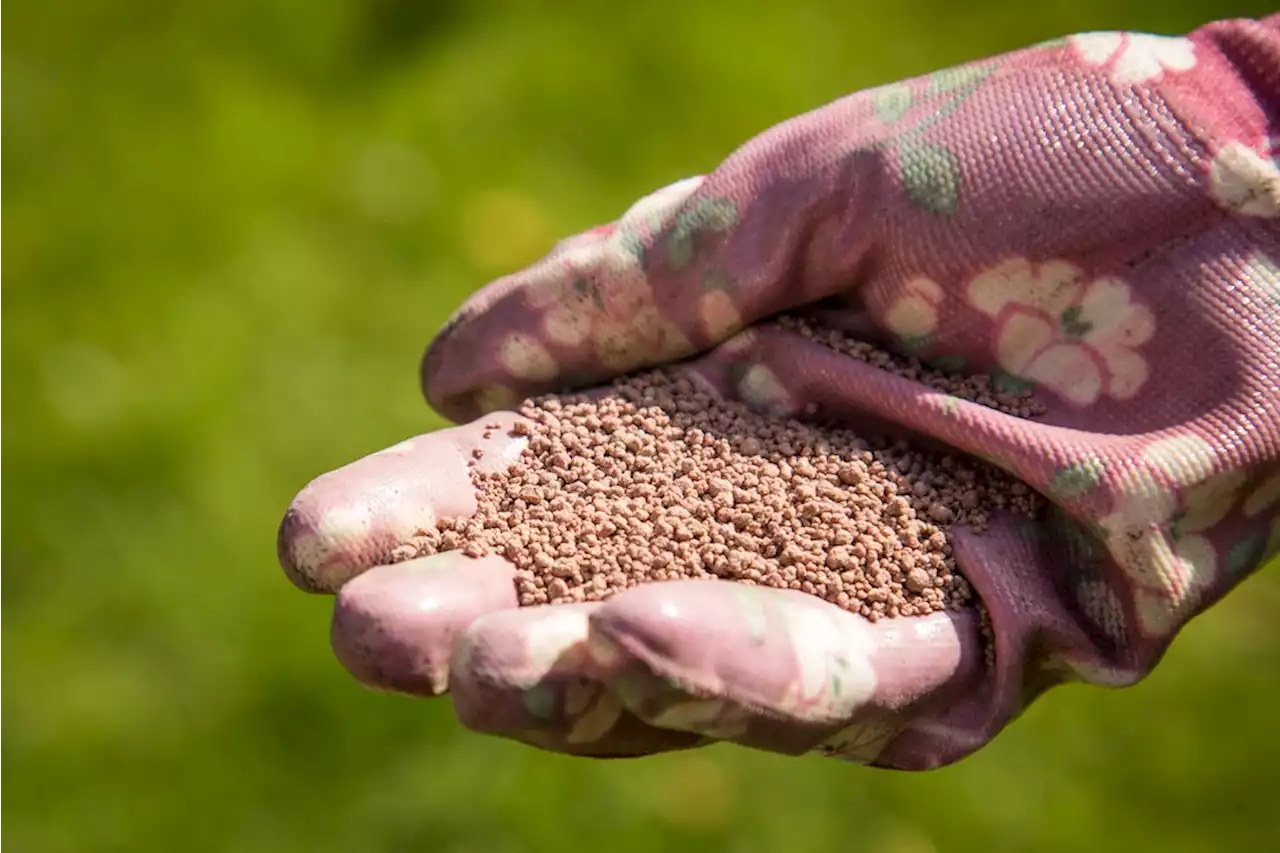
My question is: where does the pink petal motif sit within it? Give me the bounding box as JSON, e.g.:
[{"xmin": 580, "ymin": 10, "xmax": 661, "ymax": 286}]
[
  {"xmin": 1104, "ymin": 466, "xmax": 1177, "ymax": 531},
  {"xmin": 1022, "ymin": 341, "xmax": 1105, "ymax": 406},
  {"xmin": 736, "ymin": 363, "xmax": 799, "ymax": 417},
  {"xmin": 1069, "ymin": 32, "xmax": 1196, "ymax": 85},
  {"xmin": 885, "ymin": 275, "xmax": 947, "ymax": 335},
  {"xmin": 1133, "ymin": 587, "xmax": 1189, "ymax": 638},
  {"xmin": 1022, "ymin": 260, "xmax": 1086, "ymax": 315},
  {"xmin": 1114, "ymin": 34, "xmax": 1196, "ymax": 84},
  {"xmin": 995, "ymin": 309, "xmax": 1054, "ymax": 375},
  {"xmin": 1102, "ymin": 524, "xmax": 1168, "ymax": 591},
  {"xmin": 1173, "ymin": 534, "xmax": 1218, "ymax": 591},
  {"xmin": 1099, "ymin": 346, "xmax": 1149, "ymax": 400},
  {"xmin": 969, "ymin": 258, "xmax": 1083, "ymax": 318},
  {"xmin": 1142, "ymin": 434, "xmax": 1221, "ymax": 490},
  {"xmin": 1140, "ymin": 34, "xmax": 1196, "ymax": 72},
  {"xmin": 1100, "ymin": 433, "xmax": 1228, "ymax": 637},
  {"xmin": 1133, "ymin": 533, "xmax": 1216, "ymax": 636},
  {"xmin": 905, "ymin": 276, "xmax": 945, "ymax": 304},
  {"xmin": 544, "ymin": 307, "xmax": 591, "ymax": 346},
  {"xmin": 968, "ymin": 259, "xmax": 1030, "ymax": 317},
  {"xmin": 1209, "ymin": 142, "xmax": 1280, "ymax": 218},
  {"xmin": 499, "ymin": 333, "xmax": 558, "ymax": 381},
  {"xmin": 1077, "ymin": 277, "xmax": 1155, "ymax": 346},
  {"xmin": 1111, "ymin": 41, "xmax": 1165, "ymax": 84},
  {"xmin": 699, "ymin": 289, "xmax": 743, "ymax": 341},
  {"xmin": 1179, "ymin": 469, "xmax": 1249, "ymax": 534},
  {"xmin": 1070, "ymin": 31, "xmax": 1124, "ymax": 66},
  {"xmin": 883, "ymin": 292, "xmax": 940, "ymax": 338}
]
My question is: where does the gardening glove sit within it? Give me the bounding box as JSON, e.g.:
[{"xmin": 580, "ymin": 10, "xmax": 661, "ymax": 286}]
[{"xmin": 278, "ymin": 15, "xmax": 1280, "ymax": 768}]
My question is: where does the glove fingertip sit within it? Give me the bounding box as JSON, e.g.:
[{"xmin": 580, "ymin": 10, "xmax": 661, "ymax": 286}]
[{"xmin": 330, "ymin": 553, "xmax": 517, "ymax": 697}]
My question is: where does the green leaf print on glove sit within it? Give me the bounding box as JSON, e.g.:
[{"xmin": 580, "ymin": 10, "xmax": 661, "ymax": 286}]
[{"xmin": 899, "ymin": 141, "xmax": 960, "ymax": 215}]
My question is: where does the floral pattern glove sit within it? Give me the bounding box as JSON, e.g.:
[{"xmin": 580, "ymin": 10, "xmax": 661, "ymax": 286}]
[{"xmin": 277, "ymin": 16, "xmax": 1280, "ymax": 768}]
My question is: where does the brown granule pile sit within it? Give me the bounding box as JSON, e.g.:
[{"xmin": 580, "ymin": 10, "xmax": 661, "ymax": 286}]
[{"xmin": 407, "ymin": 323, "xmax": 1043, "ymax": 621}]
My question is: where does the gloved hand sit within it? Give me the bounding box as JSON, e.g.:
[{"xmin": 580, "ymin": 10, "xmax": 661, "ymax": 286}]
[{"xmin": 277, "ymin": 16, "xmax": 1280, "ymax": 768}]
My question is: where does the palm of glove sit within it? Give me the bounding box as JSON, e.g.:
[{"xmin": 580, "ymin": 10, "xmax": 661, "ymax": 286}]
[{"xmin": 278, "ymin": 20, "xmax": 1280, "ymax": 768}]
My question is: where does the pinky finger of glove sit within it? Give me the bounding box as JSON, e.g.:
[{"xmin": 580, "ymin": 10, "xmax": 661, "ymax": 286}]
[{"xmin": 587, "ymin": 579, "xmax": 984, "ymax": 765}]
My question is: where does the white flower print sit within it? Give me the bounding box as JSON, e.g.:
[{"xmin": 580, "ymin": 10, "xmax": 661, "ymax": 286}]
[
  {"xmin": 1098, "ymin": 435, "xmax": 1246, "ymax": 636},
  {"xmin": 777, "ymin": 601, "xmax": 877, "ymax": 722},
  {"xmin": 882, "ymin": 276, "xmax": 944, "ymax": 340},
  {"xmin": 1071, "ymin": 32, "xmax": 1196, "ymax": 85},
  {"xmin": 967, "ymin": 258, "xmax": 1155, "ymax": 406},
  {"xmin": 523, "ymin": 177, "xmax": 702, "ymax": 369},
  {"xmin": 1209, "ymin": 141, "xmax": 1280, "ymax": 218}
]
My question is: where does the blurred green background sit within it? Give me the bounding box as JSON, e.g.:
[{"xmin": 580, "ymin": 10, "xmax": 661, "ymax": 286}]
[{"xmin": 5, "ymin": 1, "xmax": 1278, "ymax": 851}]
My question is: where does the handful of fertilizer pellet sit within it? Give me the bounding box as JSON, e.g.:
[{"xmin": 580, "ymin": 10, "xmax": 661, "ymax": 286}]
[{"xmin": 401, "ymin": 321, "xmax": 1045, "ymax": 621}]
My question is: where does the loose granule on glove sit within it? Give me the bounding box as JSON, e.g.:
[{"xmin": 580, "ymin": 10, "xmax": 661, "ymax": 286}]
[
  {"xmin": 405, "ymin": 330, "xmax": 1044, "ymax": 622},
  {"xmin": 781, "ymin": 315, "xmax": 1048, "ymax": 419}
]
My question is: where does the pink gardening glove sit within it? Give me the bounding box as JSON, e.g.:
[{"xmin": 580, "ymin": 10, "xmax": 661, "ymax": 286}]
[{"xmin": 278, "ymin": 16, "xmax": 1280, "ymax": 767}]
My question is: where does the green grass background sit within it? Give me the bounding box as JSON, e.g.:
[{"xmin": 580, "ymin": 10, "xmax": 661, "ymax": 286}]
[{"xmin": 6, "ymin": 1, "xmax": 1279, "ymax": 851}]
